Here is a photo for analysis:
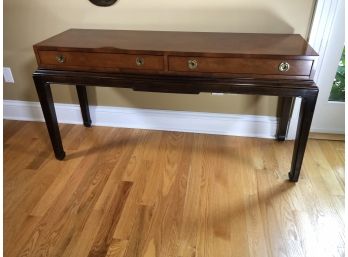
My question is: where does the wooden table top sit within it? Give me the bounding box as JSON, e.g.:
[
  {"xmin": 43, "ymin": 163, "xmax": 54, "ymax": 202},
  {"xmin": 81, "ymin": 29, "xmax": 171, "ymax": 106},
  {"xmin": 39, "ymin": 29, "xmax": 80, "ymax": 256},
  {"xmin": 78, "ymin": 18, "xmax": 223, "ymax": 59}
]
[{"xmin": 34, "ymin": 29, "xmax": 318, "ymax": 58}]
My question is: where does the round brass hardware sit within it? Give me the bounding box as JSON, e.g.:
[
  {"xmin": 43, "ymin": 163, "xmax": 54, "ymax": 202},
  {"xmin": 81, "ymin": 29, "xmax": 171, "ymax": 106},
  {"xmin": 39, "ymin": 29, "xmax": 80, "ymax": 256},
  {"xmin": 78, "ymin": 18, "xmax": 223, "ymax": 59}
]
[
  {"xmin": 56, "ymin": 54, "xmax": 66, "ymax": 64},
  {"xmin": 278, "ymin": 62, "xmax": 290, "ymax": 72},
  {"xmin": 136, "ymin": 57, "xmax": 145, "ymax": 66},
  {"xmin": 188, "ymin": 59, "xmax": 198, "ymax": 70}
]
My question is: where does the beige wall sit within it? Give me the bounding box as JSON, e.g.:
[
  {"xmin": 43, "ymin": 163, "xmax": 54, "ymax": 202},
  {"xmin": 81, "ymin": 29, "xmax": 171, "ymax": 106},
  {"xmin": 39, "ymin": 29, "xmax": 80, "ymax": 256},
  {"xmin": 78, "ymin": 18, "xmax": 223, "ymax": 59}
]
[{"xmin": 4, "ymin": 0, "xmax": 316, "ymax": 116}]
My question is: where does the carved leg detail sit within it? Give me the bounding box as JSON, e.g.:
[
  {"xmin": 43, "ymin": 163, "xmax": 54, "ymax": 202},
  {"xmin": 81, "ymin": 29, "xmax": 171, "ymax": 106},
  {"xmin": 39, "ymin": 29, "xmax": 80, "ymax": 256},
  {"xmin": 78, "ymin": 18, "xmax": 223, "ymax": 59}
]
[
  {"xmin": 34, "ymin": 76, "xmax": 65, "ymax": 160},
  {"xmin": 276, "ymin": 96, "xmax": 293, "ymax": 141},
  {"xmin": 289, "ymin": 93, "xmax": 318, "ymax": 182},
  {"xmin": 76, "ymin": 85, "xmax": 92, "ymax": 127}
]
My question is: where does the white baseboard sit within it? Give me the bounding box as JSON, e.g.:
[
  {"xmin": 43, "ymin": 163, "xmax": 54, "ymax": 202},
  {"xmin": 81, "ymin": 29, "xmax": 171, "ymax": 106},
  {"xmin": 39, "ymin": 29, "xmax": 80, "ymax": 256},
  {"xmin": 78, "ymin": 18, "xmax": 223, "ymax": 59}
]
[
  {"xmin": 3, "ymin": 100, "xmax": 279, "ymax": 139},
  {"xmin": 309, "ymin": 127, "xmax": 345, "ymax": 134}
]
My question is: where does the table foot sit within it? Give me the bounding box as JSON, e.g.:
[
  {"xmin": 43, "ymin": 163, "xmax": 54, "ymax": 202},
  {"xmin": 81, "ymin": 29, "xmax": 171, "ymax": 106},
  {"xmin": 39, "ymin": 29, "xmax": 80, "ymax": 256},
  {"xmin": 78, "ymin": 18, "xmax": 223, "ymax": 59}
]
[
  {"xmin": 288, "ymin": 171, "xmax": 298, "ymax": 182},
  {"xmin": 276, "ymin": 135, "xmax": 286, "ymax": 141},
  {"xmin": 55, "ymin": 151, "xmax": 66, "ymax": 160},
  {"xmin": 83, "ymin": 121, "xmax": 92, "ymax": 127}
]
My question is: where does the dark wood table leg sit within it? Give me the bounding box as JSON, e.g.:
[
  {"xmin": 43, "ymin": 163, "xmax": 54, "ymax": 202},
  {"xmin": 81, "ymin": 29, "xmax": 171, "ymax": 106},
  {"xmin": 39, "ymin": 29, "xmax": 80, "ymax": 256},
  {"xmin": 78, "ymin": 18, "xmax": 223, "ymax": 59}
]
[
  {"xmin": 33, "ymin": 76, "xmax": 65, "ymax": 160},
  {"xmin": 288, "ymin": 93, "xmax": 318, "ymax": 182},
  {"xmin": 276, "ymin": 96, "xmax": 293, "ymax": 141},
  {"xmin": 76, "ymin": 85, "xmax": 92, "ymax": 127}
]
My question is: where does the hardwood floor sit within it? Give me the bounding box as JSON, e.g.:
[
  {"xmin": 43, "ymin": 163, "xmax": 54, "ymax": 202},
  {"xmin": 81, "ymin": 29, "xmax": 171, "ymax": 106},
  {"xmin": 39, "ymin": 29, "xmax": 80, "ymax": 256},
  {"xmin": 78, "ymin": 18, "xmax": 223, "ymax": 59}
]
[{"xmin": 4, "ymin": 120, "xmax": 345, "ymax": 257}]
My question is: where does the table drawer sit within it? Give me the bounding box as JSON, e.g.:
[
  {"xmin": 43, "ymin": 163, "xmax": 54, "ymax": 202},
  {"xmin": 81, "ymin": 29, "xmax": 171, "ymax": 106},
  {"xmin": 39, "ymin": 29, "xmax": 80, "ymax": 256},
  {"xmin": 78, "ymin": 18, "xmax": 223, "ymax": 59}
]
[
  {"xmin": 168, "ymin": 56, "xmax": 313, "ymax": 76},
  {"xmin": 38, "ymin": 51, "xmax": 164, "ymax": 71}
]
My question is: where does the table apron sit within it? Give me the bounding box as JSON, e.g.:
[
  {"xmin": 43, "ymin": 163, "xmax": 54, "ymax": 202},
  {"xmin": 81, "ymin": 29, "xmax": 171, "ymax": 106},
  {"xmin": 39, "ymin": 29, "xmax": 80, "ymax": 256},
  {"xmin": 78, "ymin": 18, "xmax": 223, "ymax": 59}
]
[{"xmin": 33, "ymin": 70, "xmax": 318, "ymax": 98}]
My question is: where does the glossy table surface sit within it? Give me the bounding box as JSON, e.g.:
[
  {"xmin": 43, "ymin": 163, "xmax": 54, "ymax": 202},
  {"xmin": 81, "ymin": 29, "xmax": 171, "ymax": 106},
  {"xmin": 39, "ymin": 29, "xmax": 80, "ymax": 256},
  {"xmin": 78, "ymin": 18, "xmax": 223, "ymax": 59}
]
[{"xmin": 35, "ymin": 29, "xmax": 318, "ymax": 57}]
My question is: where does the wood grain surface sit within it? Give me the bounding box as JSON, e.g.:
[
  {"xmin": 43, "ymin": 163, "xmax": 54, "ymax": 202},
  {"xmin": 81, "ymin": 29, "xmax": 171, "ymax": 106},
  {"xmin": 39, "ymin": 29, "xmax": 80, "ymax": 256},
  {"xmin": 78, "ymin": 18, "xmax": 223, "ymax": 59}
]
[
  {"xmin": 168, "ymin": 56, "xmax": 313, "ymax": 75},
  {"xmin": 4, "ymin": 120, "xmax": 344, "ymax": 257},
  {"xmin": 34, "ymin": 29, "xmax": 318, "ymax": 57},
  {"xmin": 39, "ymin": 51, "xmax": 165, "ymax": 71}
]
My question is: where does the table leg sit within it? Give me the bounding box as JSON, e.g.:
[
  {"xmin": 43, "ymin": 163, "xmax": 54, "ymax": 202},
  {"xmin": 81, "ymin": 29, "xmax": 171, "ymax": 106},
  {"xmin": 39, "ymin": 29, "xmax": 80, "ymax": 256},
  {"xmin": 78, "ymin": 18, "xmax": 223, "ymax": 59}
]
[
  {"xmin": 34, "ymin": 77, "xmax": 65, "ymax": 160},
  {"xmin": 276, "ymin": 96, "xmax": 293, "ymax": 141},
  {"xmin": 288, "ymin": 94, "xmax": 318, "ymax": 182},
  {"xmin": 76, "ymin": 85, "xmax": 92, "ymax": 127}
]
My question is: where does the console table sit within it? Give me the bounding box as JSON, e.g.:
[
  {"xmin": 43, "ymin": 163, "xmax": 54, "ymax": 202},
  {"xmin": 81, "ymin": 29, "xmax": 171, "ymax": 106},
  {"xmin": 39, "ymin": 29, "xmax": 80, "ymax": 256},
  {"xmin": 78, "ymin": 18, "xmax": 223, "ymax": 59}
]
[{"xmin": 33, "ymin": 29, "xmax": 318, "ymax": 182}]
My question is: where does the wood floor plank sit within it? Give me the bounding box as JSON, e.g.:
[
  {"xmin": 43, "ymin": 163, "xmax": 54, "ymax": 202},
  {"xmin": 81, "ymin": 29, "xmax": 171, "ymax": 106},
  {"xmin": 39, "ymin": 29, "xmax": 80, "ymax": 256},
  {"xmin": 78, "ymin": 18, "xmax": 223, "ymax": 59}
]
[
  {"xmin": 87, "ymin": 181, "xmax": 133, "ymax": 257},
  {"xmin": 123, "ymin": 204, "xmax": 155, "ymax": 257},
  {"xmin": 56, "ymin": 128, "xmax": 140, "ymax": 257},
  {"xmin": 139, "ymin": 132, "xmax": 194, "ymax": 257},
  {"xmin": 239, "ymin": 138, "xmax": 270, "ymax": 257},
  {"xmin": 11, "ymin": 126, "xmax": 116, "ymax": 257},
  {"xmin": 113, "ymin": 131, "xmax": 163, "ymax": 240},
  {"xmin": 177, "ymin": 134, "xmax": 204, "ymax": 257},
  {"xmin": 317, "ymin": 140, "xmax": 345, "ymax": 190},
  {"xmin": 4, "ymin": 120, "xmax": 345, "ymax": 257},
  {"xmin": 307, "ymin": 140, "xmax": 344, "ymax": 196},
  {"xmin": 106, "ymin": 239, "xmax": 128, "ymax": 257},
  {"xmin": 4, "ymin": 120, "xmax": 30, "ymax": 144}
]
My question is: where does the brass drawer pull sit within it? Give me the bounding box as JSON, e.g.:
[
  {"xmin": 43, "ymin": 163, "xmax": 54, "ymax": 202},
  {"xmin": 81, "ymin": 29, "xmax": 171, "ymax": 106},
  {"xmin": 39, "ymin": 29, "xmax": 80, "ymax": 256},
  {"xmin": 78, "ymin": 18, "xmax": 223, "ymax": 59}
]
[
  {"xmin": 136, "ymin": 57, "xmax": 145, "ymax": 66},
  {"xmin": 56, "ymin": 54, "xmax": 66, "ymax": 63},
  {"xmin": 278, "ymin": 62, "xmax": 290, "ymax": 72},
  {"xmin": 188, "ymin": 59, "xmax": 198, "ymax": 70}
]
